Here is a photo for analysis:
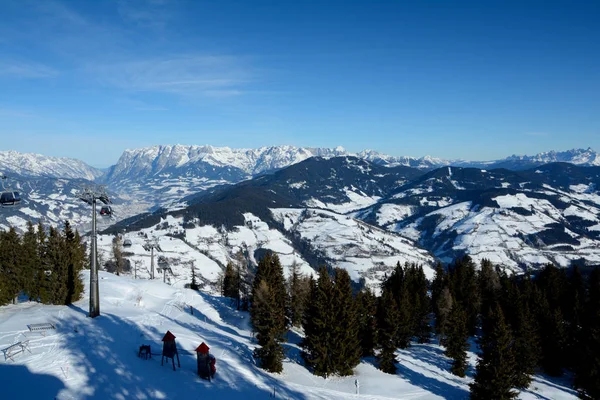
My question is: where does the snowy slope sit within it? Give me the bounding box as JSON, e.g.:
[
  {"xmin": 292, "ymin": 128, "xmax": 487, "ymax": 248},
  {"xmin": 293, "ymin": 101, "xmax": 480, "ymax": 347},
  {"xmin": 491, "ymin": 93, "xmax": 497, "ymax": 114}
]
[
  {"xmin": 0, "ymin": 176, "xmax": 152, "ymax": 234},
  {"xmin": 397, "ymin": 191, "xmax": 600, "ymax": 272},
  {"xmin": 271, "ymin": 208, "xmax": 435, "ymax": 288},
  {"xmin": 0, "ymin": 272, "xmax": 578, "ymax": 399},
  {"xmin": 0, "ymin": 150, "xmax": 103, "ymax": 180},
  {"xmin": 97, "ymin": 214, "xmax": 315, "ymax": 287}
]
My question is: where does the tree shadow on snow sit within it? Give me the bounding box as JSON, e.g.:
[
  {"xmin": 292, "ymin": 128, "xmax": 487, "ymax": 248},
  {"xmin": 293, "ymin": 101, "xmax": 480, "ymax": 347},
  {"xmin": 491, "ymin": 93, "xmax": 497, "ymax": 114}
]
[
  {"xmin": 54, "ymin": 311, "xmax": 311, "ymax": 399},
  {"xmin": 156, "ymin": 314, "xmax": 313, "ymax": 400},
  {"xmin": 398, "ymin": 363, "xmax": 469, "ymax": 400},
  {"xmin": 195, "ymin": 292, "xmax": 252, "ymax": 333},
  {"xmin": 400, "ymin": 344, "xmax": 476, "ymax": 378},
  {"xmin": 0, "ymin": 363, "xmax": 67, "ymax": 399}
]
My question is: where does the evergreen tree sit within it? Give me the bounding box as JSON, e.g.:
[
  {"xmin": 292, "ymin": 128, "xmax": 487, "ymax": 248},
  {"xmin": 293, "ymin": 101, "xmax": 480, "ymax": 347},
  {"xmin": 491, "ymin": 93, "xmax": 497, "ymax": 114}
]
[
  {"xmin": 430, "ymin": 262, "xmax": 446, "ymax": 315},
  {"xmin": 45, "ymin": 226, "xmax": 66, "ymax": 304},
  {"xmin": 20, "ymin": 221, "xmax": 38, "ymax": 300},
  {"xmin": 250, "ymin": 252, "xmax": 287, "ymax": 373},
  {"xmin": 396, "ymin": 288, "xmax": 412, "ymax": 349},
  {"xmin": 445, "ymin": 304, "xmax": 469, "ymax": 377},
  {"xmin": 223, "ymin": 262, "xmax": 239, "ymax": 299},
  {"xmin": 382, "ymin": 262, "xmax": 412, "ymax": 348},
  {"xmin": 35, "ymin": 222, "xmax": 50, "ymax": 304},
  {"xmin": 479, "ymin": 259, "xmax": 500, "ymax": 322},
  {"xmin": 574, "ymin": 268, "xmax": 600, "ymax": 399},
  {"xmin": 407, "ymin": 264, "xmax": 431, "ymax": 343},
  {"xmin": 449, "ymin": 256, "xmax": 481, "ymax": 335},
  {"xmin": 190, "ymin": 265, "xmax": 200, "ymax": 290},
  {"xmin": 435, "ymin": 286, "xmax": 453, "ymax": 344},
  {"xmin": 0, "ymin": 227, "xmax": 23, "ymax": 304},
  {"xmin": 512, "ymin": 302, "xmax": 539, "ymax": 389},
  {"xmin": 538, "ymin": 298, "xmax": 567, "ymax": 376},
  {"xmin": 111, "ymin": 235, "xmax": 125, "ymax": 276},
  {"xmin": 288, "ymin": 261, "xmax": 311, "ymax": 328},
  {"xmin": 565, "ymin": 266, "xmax": 585, "ymax": 370},
  {"xmin": 470, "ymin": 304, "xmax": 517, "ymax": 400},
  {"xmin": 302, "ymin": 267, "xmax": 335, "ymax": 377},
  {"xmin": 64, "ymin": 223, "xmax": 85, "ymax": 305},
  {"xmin": 377, "ymin": 287, "xmax": 399, "ymax": 374},
  {"xmin": 356, "ymin": 288, "xmax": 377, "ymax": 357},
  {"xmin": 252, "ymin": 280, "xmax": 284, "ymax": 372},
  {"xmin": 330, "ymin": 268, "xmax": 361, "ymax": 375}
]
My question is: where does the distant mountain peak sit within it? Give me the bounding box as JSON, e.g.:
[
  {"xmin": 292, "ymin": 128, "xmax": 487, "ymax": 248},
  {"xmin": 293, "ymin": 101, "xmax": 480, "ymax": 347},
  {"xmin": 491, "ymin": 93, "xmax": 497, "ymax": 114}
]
[{"xmin": 0, "ymin": 150, "xmax": 103, "ymax": 180}]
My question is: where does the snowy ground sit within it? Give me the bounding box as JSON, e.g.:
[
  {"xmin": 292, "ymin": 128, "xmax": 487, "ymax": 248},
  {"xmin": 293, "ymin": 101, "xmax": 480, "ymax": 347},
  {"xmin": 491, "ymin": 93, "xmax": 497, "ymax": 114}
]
[{"xmin": 0, "ymin": 272, "xmax": 579, "ymax": 399}]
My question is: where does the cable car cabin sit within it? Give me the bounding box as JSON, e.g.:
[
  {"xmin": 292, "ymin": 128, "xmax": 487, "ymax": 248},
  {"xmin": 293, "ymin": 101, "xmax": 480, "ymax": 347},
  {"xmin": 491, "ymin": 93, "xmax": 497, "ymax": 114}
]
[
  {"xmin": 99, "ymin": 206, "xmax": 113, "ymax": 216},
  {"xmin": 0, "ymin": 191, "xmax": 20, "ymax": 206},
  {"xmin": 123, "ymin": 239, "xmax": 132, "ymax": 247}
]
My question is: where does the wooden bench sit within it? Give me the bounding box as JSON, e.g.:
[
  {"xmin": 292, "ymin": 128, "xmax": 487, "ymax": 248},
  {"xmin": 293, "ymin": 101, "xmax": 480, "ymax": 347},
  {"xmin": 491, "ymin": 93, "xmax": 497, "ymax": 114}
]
[
  {"xmin": 2, "ymin": 340, "xmax": 31, "ymax": 361},
  {"xmin": 28, "ymin": 323, "xmax": 56, "ymax": 336}
]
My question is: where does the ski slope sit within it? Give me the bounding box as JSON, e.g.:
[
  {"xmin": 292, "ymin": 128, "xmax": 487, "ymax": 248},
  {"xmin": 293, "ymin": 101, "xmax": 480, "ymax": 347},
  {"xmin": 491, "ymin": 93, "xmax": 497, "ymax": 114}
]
[{"xmin": 0, "ymin": 272, "xmax": 579, "ymax": 399}]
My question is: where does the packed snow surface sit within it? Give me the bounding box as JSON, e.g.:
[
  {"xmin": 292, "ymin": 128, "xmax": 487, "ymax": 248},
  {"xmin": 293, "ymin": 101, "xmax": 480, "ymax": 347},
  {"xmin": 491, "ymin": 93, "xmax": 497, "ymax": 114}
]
[{"xmin": 0, "ymin": 272, "xmax": 579, "ymax": 399}]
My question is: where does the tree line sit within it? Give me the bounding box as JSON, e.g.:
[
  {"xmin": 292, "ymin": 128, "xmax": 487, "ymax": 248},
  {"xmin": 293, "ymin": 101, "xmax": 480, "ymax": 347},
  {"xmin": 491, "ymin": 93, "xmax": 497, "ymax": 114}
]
[
  {"xmin": 0, "ymin": 221, "xmax": 86, "ymax": 306},
  {"xmin": 245, "ymin": 252, "xmax": 600, "ymax": 400}
]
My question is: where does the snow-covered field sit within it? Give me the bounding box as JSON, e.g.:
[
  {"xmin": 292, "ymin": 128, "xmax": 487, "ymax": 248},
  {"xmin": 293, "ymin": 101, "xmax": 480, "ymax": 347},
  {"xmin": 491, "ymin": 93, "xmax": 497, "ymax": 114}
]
[{"xmin": 0, "ymin": 272, "xmax": 579, "ymax": 399}]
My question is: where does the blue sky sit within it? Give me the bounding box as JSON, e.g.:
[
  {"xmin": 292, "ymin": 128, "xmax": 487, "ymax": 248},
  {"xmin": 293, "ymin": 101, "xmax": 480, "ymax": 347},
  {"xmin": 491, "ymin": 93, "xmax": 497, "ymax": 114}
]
[{"xmin": 0, "ymin": 0, "xmax": 598, "ymax": 167}]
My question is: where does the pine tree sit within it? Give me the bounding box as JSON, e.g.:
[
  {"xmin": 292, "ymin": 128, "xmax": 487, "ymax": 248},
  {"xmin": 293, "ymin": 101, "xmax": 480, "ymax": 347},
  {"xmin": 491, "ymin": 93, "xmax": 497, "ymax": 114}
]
[
  {"xmin": 356, "ymin": 288, "xmax": 377, "ymax": 357},
  {"xmin": 435, "ymin": 286, "xmax": 453, "ymax": 344},
  {"xmin": 288, "ymin": 261, "xmax": 311, "ymax": 328},
  {"xmin": 470, "ymin": 304, "xmax": 517, "ymax": 400},
  {"xmin": 377, "ymin": 287, "xmax": 399, "ymax": 374},
  {"xmin": 449, "ymin": 256, "xmax": 481, "ymax": 335},
  {"xmin": 302, "ymin": 267, "xmax": 335, "ymax": 377},
  {"xmin": 0, "ymin": 227, "xmax": 24, "ymax": 304},
  {"xmin": 35, "ymin": 222, "xmax": 50, "ymax": 304},
  {"xmin": 565, "ymin": 265, "xmax": 585, "ymax": 370},
  {"xmin": 512, "ymin": 302, "xmax": 539, "ymax": 389},
  {"xmin": 538, "ymin": 298, "xmax": 567, "ymax": 376},
  {"xmin": 111, "ymin": 235, "xmax": 125, "ymax": 276},
  {"xmin": 250, "ymin": 252, "xmax": 287, "ymax": 373},
  {"xmin": 20, "ymin": 221, "xmax": 38, "ymax": 300},
  {"xmin": 223, "ymin": 262, "xmax": 238, "ymax": 299},
  {"xmin": 190, "ymin": 266, "xmax": 200, "ymax": 290},
  {"xmin": 251, "ymin": 280, "xmax": 284, "ymax": 372},
  {"xmin": 330, "ymin": 268, "xmax": 361, "ymax": 375},
  {"xmin": 64, "ymin": 223, "xmax": 85, "ymax": 305},
  {"xmin": 396, "ymin": 288, "xmax": 412, "ymax": 349},
  {"xmin": 574, "ymin": 268, "xmax": 600, "ymax": 399},
  {"xmin": 445, "ymin": 304, "xmax": 469, "ymax": 377},
  {"xmin": 45, "ymin": 226, "xmax": 66, "ymax": 304},
  {"xmin": 407, "ymin": 264, "xmax": 431, "ymax": 343},
  {"xmin": 382, "ymin": 262, "xmax": 412, "ymax": 348},
  {"xmin": 431, "ymin": 262, "xmax": 446, "ymax": 314}
]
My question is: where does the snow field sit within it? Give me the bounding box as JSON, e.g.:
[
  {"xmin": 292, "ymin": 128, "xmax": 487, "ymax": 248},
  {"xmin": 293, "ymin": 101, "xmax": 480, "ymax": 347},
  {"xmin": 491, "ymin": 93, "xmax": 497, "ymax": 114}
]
[{"xmin": 0, "ymin": 272, "xmax": 579, "ymax": 399}]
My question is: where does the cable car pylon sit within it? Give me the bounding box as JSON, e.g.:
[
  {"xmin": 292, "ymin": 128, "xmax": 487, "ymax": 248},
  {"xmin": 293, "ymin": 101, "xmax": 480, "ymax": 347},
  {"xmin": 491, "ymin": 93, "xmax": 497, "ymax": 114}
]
[{"xmin": 77, "ymin": 185, "xmax": 110, "ymax": 319}]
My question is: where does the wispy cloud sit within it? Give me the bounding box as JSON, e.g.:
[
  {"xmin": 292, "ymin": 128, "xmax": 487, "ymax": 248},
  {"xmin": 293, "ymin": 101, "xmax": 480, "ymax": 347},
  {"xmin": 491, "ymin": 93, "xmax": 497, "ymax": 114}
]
[
  {"xmin": 0, "ymin": 60, "xmax": 57, "ymax": 79},
  {"xmin": 524, "ymin": 132, "xmax": 549, "ymax": 137},
  {"xmin": 91, "ymin": 55, "xmax": 252, "ymax": 98},
  {"xmin": 116, "ymin": 0, "xmax": 175, "ymax": 30}
]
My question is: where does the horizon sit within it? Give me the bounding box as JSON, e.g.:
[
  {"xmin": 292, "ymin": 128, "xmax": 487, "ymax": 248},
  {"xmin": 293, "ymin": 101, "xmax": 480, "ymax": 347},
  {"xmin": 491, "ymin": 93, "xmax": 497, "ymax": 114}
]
[
  {"xmin": 1, "ymin": 0, "xmax": 599, "ymax": 166},
  {"xmin": 1, "ymin": 143, "xmax": 597, "ymax": 170}
]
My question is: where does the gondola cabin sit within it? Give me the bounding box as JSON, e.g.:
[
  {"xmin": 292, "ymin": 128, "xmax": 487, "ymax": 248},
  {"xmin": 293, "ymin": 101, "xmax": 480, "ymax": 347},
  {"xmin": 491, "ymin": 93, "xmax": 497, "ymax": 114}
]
[
  {"xmin": 0, "ymin": 191, "xmax": 20, "ymax": 206},
  {"xmin": 123, "ymin": 239, "xmax": 132, "ymax": 247},
  {"xmin": 99, "ymin": 206, "xmax": 112, "ymax": 216}
]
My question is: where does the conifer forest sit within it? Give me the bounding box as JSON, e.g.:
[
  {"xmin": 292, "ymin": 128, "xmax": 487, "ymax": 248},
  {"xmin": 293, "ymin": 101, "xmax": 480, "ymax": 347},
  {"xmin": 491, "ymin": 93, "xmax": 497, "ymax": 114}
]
[{"xmin": 2, "ymin": 223, "xmax": 600, "ymax": 399}]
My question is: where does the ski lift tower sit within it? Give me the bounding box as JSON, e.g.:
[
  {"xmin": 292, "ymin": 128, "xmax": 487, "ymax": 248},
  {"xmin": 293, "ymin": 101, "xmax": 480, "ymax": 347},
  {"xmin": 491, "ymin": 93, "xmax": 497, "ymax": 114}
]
[
  {"xmin": 143, "ymin": 238, "xmax": 162, "ymax": 280},
  {"xmin": 78, "ymin": 185, "xmax": 110, "ymax": 318}
]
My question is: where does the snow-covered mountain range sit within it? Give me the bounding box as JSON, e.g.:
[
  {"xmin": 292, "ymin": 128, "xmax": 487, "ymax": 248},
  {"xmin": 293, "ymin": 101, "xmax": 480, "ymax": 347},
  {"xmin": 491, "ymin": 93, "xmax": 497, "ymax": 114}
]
[
  {"xmin": 0, "ymin": 150, "xmax": 103, "ymax": 180},
  {"xmin": 3, "ymin": 146, "xmax": 600, "ymax": 285}
]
